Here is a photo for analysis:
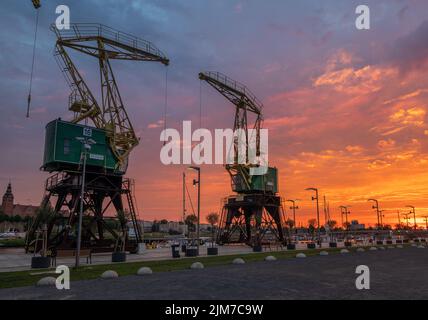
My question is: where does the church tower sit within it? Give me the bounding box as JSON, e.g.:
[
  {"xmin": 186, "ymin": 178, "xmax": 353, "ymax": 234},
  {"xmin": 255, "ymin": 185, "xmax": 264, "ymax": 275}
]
[{"xmin": 1, "ymin": 182, "xmax": 14, "ymax": 215}]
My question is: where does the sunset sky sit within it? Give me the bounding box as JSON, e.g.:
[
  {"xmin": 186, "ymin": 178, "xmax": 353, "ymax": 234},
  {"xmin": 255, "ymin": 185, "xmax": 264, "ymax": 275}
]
[{"xmin": 1, "ymin": 0, "xmax": 428, "ymax": 228}]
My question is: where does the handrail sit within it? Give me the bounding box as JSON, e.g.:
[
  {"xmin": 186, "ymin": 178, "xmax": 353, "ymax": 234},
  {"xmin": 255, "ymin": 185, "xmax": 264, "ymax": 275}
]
[
  {"xmin": 51, "ymin": 23, "xmax": 168, "ymax": 62},
  {"xmin": 201, "ymin": 71, "xmax": 264, "ymax": 110}
]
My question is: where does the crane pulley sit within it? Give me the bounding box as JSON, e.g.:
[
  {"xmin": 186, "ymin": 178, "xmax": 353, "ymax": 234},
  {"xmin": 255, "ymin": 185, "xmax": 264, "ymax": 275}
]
[
  {"xmin": 51, "ymin": 23, "xmax": 169, "ymax": 168},
  {"xmin": 32, "ymin": 0, "xmax": 41, "ymax": 9},
  {"xmin": 198, "ymin": 71, "xmax": 264, "ymax": 192}
]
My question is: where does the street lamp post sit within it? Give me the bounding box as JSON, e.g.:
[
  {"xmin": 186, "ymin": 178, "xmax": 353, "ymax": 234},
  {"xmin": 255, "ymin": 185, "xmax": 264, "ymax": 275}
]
[
  {"xmin": 188, "ymin": 166, "xmax": 200, "ymax": 255},
  {"xmin": 368, "ymin": 199, "xmax": 381, "ymax": 229},
  {"xmin": 423, "ymin": 216, "xmax": 428, "ymax": 230},
  {"xmin": 75, "ymin": 136, "xmax": 95, "ymax": 268},
  {"xmin": 306, "ymin": 188, "xmax": 321, "ymax": 248},
  {"xmin": 397, "ymin": 210, "xmax": 401, "ymax": 229},
  {"xmin": 406, "ymin": 205, "xmax": 417, "ymax": 230},
  {"xmin": 339, "ymin": 206, "xmax": 351, "ymax": 230},
  {"xmin": 286, "ymin": 199, "xmax": 299, "ymax": 235},
  {"xmin": 182, "ymin": 172, "xmax": 186, "ymax": 238},
  {"xmin": 402, "ymin": 213, "xmax": 411, "ymax": 228},
  {"xmin": 380, "ymin": 210, "xmax": 386, "ymax": 227}
]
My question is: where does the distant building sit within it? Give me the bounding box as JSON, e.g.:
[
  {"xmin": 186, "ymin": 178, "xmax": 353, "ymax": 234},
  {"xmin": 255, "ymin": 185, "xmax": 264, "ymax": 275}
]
[
  {"xmin": 159, "ymin": 221, "xmax": 187, "ymax": 234},
  {"xmin": 199, "ymin": 223, "xmax": 211, "ymax": 231},
  {"xmin": 1, "ymin": 182, "xmax": 38, "ymax": 218},
  {"xmin": 141, "ymin": 220, "xmax": 153, "ymax": 233},
  {"xmin": 349, "ymin": 220, "xmax": 365, "ymax": 231}
]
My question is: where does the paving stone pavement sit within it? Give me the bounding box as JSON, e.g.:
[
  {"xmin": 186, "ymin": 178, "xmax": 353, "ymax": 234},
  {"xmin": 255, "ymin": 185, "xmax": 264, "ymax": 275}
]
[{"xmin": 0, "ymin": 247, "xmax": 427, "ymax": 300}]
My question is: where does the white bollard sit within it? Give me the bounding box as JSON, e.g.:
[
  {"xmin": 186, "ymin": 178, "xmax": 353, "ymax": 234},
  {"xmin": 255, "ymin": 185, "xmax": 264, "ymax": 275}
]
[
  {"xmin": 232, "ymin": 258, "xmax": 245, "ymax": 265},
  {"xmin": 264, "ymin": 255, "xmax": 277, "ymax": 261},
  {"xmin": 36, "ymin": 276, "xmax": 57, "ymax": 287},
  {"xmin": 190, "ymin": 262, "xmax": 204, "ymax": 269},
  {"xmin": 100, "ymin": 270, "xmax": 119, "ymax": 279},
  {"xmin": 137, "ymin": 267, "xmax": 153, "ymax": 275}
]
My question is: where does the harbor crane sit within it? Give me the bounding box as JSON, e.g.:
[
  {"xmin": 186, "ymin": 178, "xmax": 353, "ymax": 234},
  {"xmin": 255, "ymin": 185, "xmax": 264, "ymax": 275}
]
[
  {"xmin": 199, "ymin": 72, "xmax": 285, "ymax": 248},
  {"xmin": 198, "ymin": 72, "xmax": 263, "ymax": 191},
  {"xmin": 26, "ymin": 24, "xmax": 169, "ymax": 254}
]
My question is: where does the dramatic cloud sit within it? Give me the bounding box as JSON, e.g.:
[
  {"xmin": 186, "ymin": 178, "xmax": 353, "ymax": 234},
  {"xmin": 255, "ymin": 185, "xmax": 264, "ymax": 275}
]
[
  {"xmin": 1, "ymin": 0, "xmax": 428, "ymax": 226},
  {"xmin": 314, "ymin": 65, "xmax": 397, "ymax": 95},
  {"xmin": 389, "ymin": 20, "xmax": 428, "ymax": 73},
  {"xmin": 389, "ymin": 107, "xmax": 426, "ymax": 127}
]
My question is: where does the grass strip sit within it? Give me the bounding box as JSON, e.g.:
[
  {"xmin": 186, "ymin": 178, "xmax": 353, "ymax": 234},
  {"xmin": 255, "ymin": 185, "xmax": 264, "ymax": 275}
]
[{"xmin": 0, "ymin": 245, "xmax": 409, "ymax": 289}]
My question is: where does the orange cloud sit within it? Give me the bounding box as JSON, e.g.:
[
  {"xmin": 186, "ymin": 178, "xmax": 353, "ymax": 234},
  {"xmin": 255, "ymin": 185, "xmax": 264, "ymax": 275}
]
[
  {"xmin": 314, "ymin": 65, "xmax": 397, "ymax": 95},
  {"xmin": 325, "ymin": 49, "xmax": 356, "ymax": 71},
  {"xmin": 377, "ymin": 139, "xmax": 396, "ymax": 149},
  {"xmin": 389, "ymin": 107, "xmax": 426, "ymax": 127},
  {"xmin": 263, "ymin": 116, "xmax": 308, "ymax": 129},
  {"xmin": 147, "ymin": 120, "xmax": 165, "ymax": 129},
  {"xmin": 383, "ymin": 89, "xmax": 428, "ymax": 105},
  {"xmin": 345, "ymin": 145, "xmax": 365, "ymax": 155}
]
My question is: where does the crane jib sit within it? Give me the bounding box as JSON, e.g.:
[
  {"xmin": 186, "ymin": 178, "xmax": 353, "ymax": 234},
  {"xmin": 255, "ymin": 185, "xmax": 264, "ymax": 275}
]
[
  {"xmin": 199, "ymin": 71, "xmax": 271, "ymax": 194},
  {"xmin": 51, "ymin": 23, "xmax": 169, "ymax": 172}
]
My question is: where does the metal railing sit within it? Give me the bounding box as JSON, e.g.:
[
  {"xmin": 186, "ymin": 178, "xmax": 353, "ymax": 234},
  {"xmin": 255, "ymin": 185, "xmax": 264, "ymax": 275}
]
[
  {"xmin": 202, "ymin": 71, "xmax": 264, "ymax": 110},
  {"xmin": 51, "ymin": 23, "xmax": 168, "ymax": 60},
  {"xmin": 45, "ymin": 172, "xmax": 69, "ymax": 190}
]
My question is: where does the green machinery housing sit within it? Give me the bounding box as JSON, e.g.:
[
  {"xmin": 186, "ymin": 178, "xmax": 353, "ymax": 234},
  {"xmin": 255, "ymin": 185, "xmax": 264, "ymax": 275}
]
[
  {"xmin": 42, "ymin": 119, "xmax": 120, "ymax": 173},
  {"xmin": 231, "ymin": 167, "xmax": 278, "ymax": 194}
]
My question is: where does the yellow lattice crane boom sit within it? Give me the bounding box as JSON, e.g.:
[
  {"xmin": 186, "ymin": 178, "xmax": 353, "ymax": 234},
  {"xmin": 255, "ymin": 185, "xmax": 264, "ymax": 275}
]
[
  {"xmin": 52, "ymin": 23, "xmax": 169, "ymax": 167},
  {"xmin": 199, "ymin": 71, "xmax": 266, "ymax": 193}
]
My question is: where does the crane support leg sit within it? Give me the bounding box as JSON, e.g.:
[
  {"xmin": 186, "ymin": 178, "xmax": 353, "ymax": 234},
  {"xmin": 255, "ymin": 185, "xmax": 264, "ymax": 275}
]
[{"xmin": 217, "ymin": 194, "xmax": 285, "ymax": 247}]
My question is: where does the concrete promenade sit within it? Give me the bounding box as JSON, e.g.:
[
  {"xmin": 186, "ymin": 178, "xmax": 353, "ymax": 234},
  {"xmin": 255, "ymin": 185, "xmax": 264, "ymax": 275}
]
[
  {"xmin": 0, "ymin": 241, "xmax": 370, "ymax": 272},
  {"xmin": 0, "ymin": 245, "xmax": 427, "ymax": 300}
]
